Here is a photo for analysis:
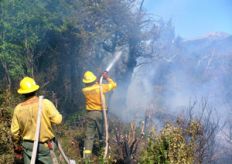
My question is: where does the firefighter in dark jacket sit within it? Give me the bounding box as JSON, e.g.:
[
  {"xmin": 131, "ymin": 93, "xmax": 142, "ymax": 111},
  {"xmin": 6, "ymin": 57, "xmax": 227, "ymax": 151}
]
[{"xmin": 82, "ymin": 71, "xmax": 117, "ymax": 159}]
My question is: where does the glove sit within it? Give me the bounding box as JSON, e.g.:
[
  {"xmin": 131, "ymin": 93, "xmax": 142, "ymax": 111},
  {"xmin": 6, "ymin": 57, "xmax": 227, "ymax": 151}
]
[
  {"xmin": 102, "ymin": 71, "xmax": 109, "ymax": 80},
  {"xmin": 14, "ymin": 145, "xmax": 23, "ymax": 160}
]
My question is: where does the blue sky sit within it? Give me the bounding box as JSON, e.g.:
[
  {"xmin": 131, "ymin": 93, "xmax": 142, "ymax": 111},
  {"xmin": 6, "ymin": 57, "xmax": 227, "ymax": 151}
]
[{"xmin": 144, "ymin": 0, "xmax": 232, "ymax": 39}]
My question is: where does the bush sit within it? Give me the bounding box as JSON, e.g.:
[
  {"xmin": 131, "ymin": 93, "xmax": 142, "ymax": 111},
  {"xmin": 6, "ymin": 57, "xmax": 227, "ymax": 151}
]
[{"xmin": 140, "ymin": 117, "xmax": 210, "ymax": 164}]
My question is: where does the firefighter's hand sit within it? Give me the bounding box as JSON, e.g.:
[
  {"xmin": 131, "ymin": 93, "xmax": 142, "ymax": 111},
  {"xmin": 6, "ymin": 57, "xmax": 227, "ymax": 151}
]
[{"xmin": 102, "ymin": 71, "xmax": 109, "ymax": 80}]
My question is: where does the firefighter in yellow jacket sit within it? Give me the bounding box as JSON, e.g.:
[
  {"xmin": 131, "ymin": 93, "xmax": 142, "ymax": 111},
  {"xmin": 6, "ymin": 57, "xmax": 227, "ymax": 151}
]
[
  {"xmin": 82, "ymin": 71, "xmax": 117, "ymax": 159},
  {"xmin": 11, "ymin": 77, "xmax": 62, "ymax": 164}
]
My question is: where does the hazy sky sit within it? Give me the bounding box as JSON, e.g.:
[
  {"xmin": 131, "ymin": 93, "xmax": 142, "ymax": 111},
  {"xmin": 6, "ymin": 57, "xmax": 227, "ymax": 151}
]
[{"xmin": 144, "ymin": 0, "xmax": 232, "ymax": 39}]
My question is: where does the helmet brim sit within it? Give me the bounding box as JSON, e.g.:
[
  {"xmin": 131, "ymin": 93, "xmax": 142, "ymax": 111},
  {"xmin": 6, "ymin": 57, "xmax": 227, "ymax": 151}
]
[
  {"xmin": 17, "ymin": 85, "xmax": 40, "ymax": 94},
  {"xmin": 82, "ymin": 77, "xmax": 97, "ymax": 84}
]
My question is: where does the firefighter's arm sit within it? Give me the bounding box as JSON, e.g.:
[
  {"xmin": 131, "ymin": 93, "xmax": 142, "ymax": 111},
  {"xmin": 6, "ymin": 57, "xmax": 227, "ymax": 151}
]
[
  {"xmin": 11, "ymin": 109, "xmax": 20, "ymax": 143},
  {"xmin": 103, "ymin": 78, "xmax": 117, "ymax": 93},
  {"xmin": 44, "ymin": 99, "xmax": 62, "ymax": 124}
]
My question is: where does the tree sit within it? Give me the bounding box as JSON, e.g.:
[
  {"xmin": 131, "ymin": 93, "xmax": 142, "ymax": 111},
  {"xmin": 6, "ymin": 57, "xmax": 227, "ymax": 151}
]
[{"xmin": 0, "ymin": 0, "xmax": 161, "ymax": 114}]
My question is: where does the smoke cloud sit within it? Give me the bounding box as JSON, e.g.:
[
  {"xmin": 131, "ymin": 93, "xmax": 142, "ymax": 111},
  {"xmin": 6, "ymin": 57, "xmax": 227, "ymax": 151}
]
[{"xmin": 109, "ymin": 35, "xmax": 232, "ymax": 125}]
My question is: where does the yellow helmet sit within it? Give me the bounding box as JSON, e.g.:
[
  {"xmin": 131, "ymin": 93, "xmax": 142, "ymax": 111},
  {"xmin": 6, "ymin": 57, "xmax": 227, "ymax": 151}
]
[
  {"xmin": 82, "ymin": 71, "xmax": 97, "ymax": 83},
  {"xmin": 17, "ymin": 77, "xmax": 40, "ymax": 94}
]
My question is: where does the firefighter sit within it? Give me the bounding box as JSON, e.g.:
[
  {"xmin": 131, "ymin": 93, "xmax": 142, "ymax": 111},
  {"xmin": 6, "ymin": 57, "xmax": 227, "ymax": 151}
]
[
  {"xmin": 82, "ymin": 71, "xmax": 117, "ymax": 159},
  {"xmin": 11, "ymin": 77, "xmax": 62, "ymax": 164}
]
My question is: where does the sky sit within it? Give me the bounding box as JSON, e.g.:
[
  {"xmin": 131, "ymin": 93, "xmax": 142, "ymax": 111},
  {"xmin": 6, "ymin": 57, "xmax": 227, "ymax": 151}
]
[{"xmin": 144, "ymin": 0, "xmax": 232, "ymax": 39}]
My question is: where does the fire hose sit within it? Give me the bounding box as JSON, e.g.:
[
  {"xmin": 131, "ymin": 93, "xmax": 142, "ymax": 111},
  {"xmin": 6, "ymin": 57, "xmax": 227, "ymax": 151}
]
[
  {"xmin": 55, "ymin": 139, "xmax": 76, "ymax": 164},
  {"xmin": 99, "ymin": 50, "xmax": 122, "ymax": 159}
]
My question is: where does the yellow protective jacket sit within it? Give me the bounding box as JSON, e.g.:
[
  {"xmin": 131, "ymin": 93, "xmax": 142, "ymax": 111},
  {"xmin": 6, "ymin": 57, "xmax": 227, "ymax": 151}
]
[
  {"xmin": 11, "ymin": 96, "xmax": 62, "ymax": 143},
  {"xmin": 82, "ymin": 78, "xmax": 117, "ymax": 111}
]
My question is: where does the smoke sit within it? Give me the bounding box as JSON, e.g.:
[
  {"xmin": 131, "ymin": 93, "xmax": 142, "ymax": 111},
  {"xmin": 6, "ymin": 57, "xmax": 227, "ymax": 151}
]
[
  {"xmin": 105, "ymin": 33, "xmax": 232, "ymax": 164},
  {"xmin": 109, "ymin": 36, "xmax": 232, "ymax": 125}
]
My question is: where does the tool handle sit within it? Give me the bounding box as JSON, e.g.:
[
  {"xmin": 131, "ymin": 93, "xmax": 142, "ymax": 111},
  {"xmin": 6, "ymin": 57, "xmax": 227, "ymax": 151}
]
[{"xmin": 30, "ymin": 96, "xmax": 44, "ymax": 164}]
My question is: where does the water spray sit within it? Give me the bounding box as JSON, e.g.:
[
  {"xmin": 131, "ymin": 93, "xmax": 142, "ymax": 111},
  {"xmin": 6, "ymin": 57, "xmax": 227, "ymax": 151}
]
[
  {"xmin": 105, "ymin": 51, "xmax": 122, "ymax": 72},
  {"xmin": 99, "ymin": 50, "xmax": 122, "ymax": 159}
]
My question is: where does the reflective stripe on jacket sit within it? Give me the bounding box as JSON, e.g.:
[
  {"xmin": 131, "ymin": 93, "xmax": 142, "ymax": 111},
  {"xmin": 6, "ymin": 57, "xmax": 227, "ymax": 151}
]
[
  {"xmin": 11, "ymin": 96, "xmax": 62, "ymax": 143},
  {"xmin": 82, "ymin": 78, "xmax": 117, "ymax": 111}
]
